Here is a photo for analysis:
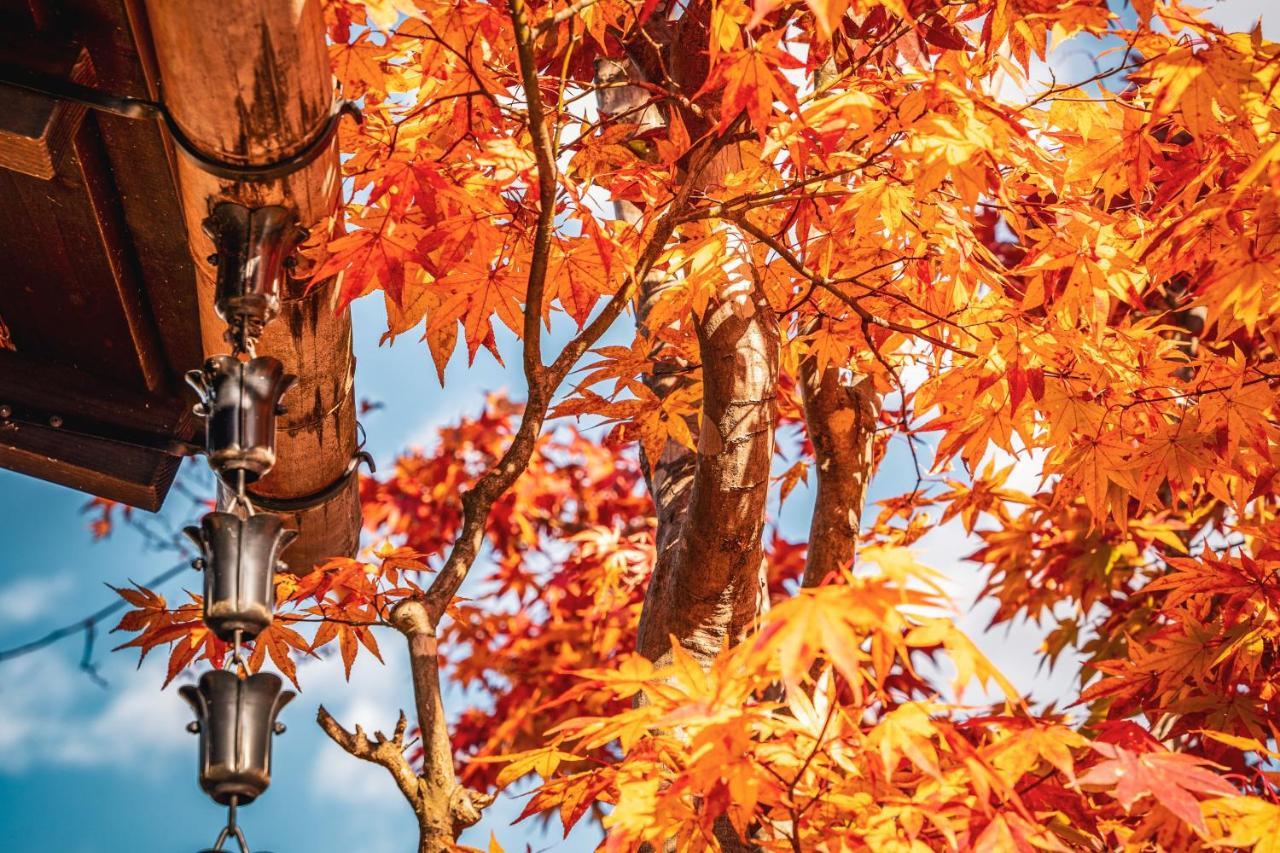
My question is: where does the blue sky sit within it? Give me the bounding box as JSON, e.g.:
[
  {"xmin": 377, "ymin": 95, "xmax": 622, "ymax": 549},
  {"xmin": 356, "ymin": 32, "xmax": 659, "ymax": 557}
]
[{"xmin": 0, "ymin": 3, "xmax": 1273, "ymax": 850}]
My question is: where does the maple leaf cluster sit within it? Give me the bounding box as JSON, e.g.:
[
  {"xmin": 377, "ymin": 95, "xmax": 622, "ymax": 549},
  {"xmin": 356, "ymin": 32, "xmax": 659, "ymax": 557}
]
[
  {"xmin": 111, "ymin": 395, "xmax": 650, "ymax": 688},
  {"xmin": 497, "ymin": 550, "xmax": 1279, "ymax": 850}
]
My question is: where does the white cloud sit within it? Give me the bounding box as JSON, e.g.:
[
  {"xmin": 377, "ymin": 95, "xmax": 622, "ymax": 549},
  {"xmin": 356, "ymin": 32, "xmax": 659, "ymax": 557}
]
[
  {"xmin": 0, "ymin": 652, "xmax": 187, "ymax": 774},
  {"xmin": 1202, "ymin": 0, "xmax": 1276, "ymax": 38},
  {"xmin": 51, "ymin": 668, "xmax": 191, "ymax": 767},
  {"xmin": 0, "ymin": 574, "xmax": 76, "ymax": 626}
]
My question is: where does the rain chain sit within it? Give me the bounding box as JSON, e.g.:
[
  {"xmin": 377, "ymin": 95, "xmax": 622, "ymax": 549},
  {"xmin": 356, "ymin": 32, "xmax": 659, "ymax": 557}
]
[{"xmin": 180, "ymin": 202, "xmax": 305, "ymax": 853}]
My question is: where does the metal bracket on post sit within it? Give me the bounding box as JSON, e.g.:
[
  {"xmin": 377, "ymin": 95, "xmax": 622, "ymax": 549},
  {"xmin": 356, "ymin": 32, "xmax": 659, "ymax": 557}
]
[{"xmin": 0, "ymin": 64, "xmax": 361, "ymax": 181}]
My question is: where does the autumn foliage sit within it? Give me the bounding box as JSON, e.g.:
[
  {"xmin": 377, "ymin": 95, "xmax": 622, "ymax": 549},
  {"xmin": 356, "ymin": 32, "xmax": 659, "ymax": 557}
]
[{"xmin": 106, "ymin": 0, "xmax": 1280, "ymax": 849}]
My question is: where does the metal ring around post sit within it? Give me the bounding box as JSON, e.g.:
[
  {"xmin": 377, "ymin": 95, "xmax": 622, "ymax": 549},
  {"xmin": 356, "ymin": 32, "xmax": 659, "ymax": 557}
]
[{"xmin": 0, "ymin": 64, "xmax": 362, "ymax": 182}]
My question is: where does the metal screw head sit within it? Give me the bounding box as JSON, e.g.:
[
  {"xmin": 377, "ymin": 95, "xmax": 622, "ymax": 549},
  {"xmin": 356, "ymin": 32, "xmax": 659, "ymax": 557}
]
[
  {"xmin": 273, "ymin": 722, "xmax": 287, "ymax": 735},
  {"xmin": 48, "ymin": 415, "xmax": 63, "ymax": 428},
  {"xmin": 0, "ymin": 404, "xmax": 11, "ymax": 419},
  {"xmin": 187, "ymin": 721, "xmax": 201, "ymax": 734}
]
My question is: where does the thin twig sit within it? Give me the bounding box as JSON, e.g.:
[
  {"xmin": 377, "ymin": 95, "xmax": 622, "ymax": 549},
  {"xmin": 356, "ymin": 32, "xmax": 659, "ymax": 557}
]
[
  {"xmin": 733, "ymin": 214, "xmax": 980, "ymax": 359},
  {"xmin": 0, "ymin": 560, "xmax": 191, "ymax": 681}
]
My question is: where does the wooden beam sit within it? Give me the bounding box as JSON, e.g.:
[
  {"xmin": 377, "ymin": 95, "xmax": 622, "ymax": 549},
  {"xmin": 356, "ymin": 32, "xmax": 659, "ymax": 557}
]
[
  {"xmin": 0, "ymin": 352, "xmax": 191, "ymax": 510},
  {"xmin": 0, "ymin": 104, "xmax": 169, "ymax": 393},
  {"xmin": 143, "ymin": 0, "xmax": 359, "ymax": 572},
  {"xmin": 0, "ymin": 0, "xmax": 201, "ymax": 511},
  {"xmin": 0, "ymin": 421, "xmax": 182, "ymax": 510},
  {"xmin": 0, "ymin": 40, "xmax": 91, "ymax": 180}
]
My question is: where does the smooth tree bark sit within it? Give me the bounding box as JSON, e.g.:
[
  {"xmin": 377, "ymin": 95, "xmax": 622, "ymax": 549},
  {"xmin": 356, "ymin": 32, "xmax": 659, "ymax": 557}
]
[
  {"xmin": 635, "ymin": 272, "xmax": 779, "ymax": 667},
  {"xmin": 318, "ymin": 600, "xmax": 492, "ymax": 852}
]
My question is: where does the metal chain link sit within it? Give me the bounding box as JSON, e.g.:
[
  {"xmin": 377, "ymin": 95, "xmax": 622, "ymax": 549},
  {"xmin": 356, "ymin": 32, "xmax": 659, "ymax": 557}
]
[
  {"xmin": 206, "ymin": 795, "xmax": 251, "ymax": 853},
  {"xmin": 225, "ymin": 318, "xmax": 261, "ymax": 359},
  {"xmin": 193, "ymin": 207, "xmax": 284, "ymax": 853}
]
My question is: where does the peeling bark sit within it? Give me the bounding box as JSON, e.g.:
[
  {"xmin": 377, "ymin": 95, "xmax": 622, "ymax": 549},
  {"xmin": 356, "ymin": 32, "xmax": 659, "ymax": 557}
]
[
  {"xmin": 637, "ymin": 274, "xmax": 779, "ymax": 667},
  {"xmin": 600, "ymin": 40, "xmax": 778, "ymax": 672}
]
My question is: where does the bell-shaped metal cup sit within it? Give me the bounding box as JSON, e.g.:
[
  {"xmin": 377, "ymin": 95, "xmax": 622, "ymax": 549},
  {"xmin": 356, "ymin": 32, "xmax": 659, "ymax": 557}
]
[
  {"xmin": 203, "ymin": 202, "xmax": 300, "ymax": 332},
  {"xmin": 181, "ymin": 670, "xmax": 294, "ymax": 806},
  {"xmin": 186, "ymin": 355, "xmax": 296, "ymax": 483},
  {"xmin": 185, "ymin": 512, "xmax": 296, "ymax": 642}
]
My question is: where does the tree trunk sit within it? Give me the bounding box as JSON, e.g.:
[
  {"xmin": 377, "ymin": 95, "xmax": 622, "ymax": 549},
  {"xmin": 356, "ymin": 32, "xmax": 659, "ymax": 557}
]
[
  {"xmin": 636, "ymin": 274, "xmax": 779, "ymax": 667},
  {"xmin": 799, "ymin": 349, "xmax": 879, "ymax": 587}
]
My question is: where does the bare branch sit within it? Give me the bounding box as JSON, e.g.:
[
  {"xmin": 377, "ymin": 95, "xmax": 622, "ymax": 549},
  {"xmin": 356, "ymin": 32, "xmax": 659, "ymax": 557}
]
[
  {"xmin": 318, "ymin": 601, "xmax": 494, "ymax": 850},
  {"xmin": 509, "ymin": 0, "xmax": 558, "ymax": 386},
  {"xmin": 317, "ymin": 706, "xmax": 424, "ymax": 810},
  {"xmin": 535, "ymin": 0, "xmax": 600, "ymax": 33},
  {"xmin": 0, "ymin": 560, "xmax": 190, "ymax": 683}
]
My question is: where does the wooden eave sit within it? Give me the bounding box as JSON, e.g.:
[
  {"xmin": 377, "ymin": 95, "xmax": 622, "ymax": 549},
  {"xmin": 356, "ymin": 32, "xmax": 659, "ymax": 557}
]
[
  {"xmin": 0, "ymin": 0, "xmax": 361, "ymax": 572},
  {"xmin": 0, "ymin": 0, "xmax": 201, "ymax": 510}
]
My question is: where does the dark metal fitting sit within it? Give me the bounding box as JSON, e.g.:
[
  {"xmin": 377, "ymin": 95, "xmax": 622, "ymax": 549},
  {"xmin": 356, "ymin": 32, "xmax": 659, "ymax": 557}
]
[
  {"xmin": 185, "ymin": 355, "xmax": 296, "ymax": 483},
  {"xmin": 183, "ymin": 511, "xmax": 297, "ymax": 642},
  {"xmin": 203, "ymin": 203, "xmax": 306, "ymax": 335},
  {"xmin": 243, "ymin": 450, "xmax": 375, "ymax": 514},
  {"xmin": 0, "ymin": 65, "xmax": 362, "ymax": 182},
  {"xmin": 180, "ymin": 671, "xmax": 294, "ymax": 806}
]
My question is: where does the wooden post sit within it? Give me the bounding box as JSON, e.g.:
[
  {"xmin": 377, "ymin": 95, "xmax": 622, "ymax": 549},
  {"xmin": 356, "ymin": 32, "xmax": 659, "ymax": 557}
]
[{"xmin": 144, "ymin": 0, "xmax": 359, "ymax": 572}]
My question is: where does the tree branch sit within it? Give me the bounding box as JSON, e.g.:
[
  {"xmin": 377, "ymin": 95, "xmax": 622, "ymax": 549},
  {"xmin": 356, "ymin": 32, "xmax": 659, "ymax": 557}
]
[
  {"xmin": 317, "ymin": 706, "xmax": 424, "ymax": 810},
  {"xmin": 317, "ymin": 601, "xmax": 494, "ymax": 851},
  {"xmin": 509, "ymin": 0, "xmax": 558, "ymax": 385},
  {"xmin": 421, "ymin": 138, "xmax": 718, "ymax": 626},
  {"xmin": 732, "ymin": 215, "xmax": 979, "ymax": 359}
]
